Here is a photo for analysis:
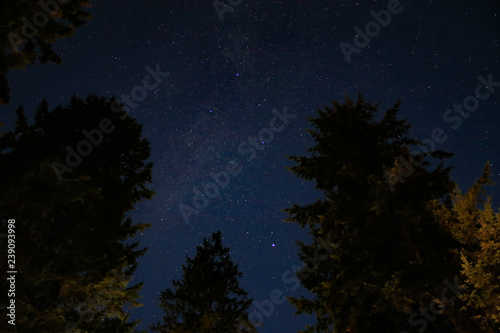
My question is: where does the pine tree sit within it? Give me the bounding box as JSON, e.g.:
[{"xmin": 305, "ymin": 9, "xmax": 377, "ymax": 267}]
[
  {"xmin": 0, "ymin": 0, "xmax": 92, "ymax": 104},
  {"xmin": 151, "ymin": 231, "xmax": 257, "ymax": 333},
  {"xmin": 283, "ymin": 94, "xmax": 468, "ymax": 332},
  {"xmin": 0, "ymin": 95, "xmax": 153, "ymax": 332}
]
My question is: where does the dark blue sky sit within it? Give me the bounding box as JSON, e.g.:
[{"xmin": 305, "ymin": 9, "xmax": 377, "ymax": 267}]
[{"xmin": 2, "ymin": 1, "xmax": 499, "ymax": 331}]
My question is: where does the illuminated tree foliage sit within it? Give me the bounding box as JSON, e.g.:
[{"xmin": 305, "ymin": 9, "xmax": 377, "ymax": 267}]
[{"xmin": 436, "ymin": 163, "xmax": 500, "ymax": 332}]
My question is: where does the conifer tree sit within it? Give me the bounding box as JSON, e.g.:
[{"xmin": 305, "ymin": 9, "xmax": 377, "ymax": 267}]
[
  {"xmin": 0, "ymin": 95, "xmax": 153, "ymax": 332},
  {"xmin": 284, "ymin": 94, "xmax": 465, "ymax": 332},
  {"xmin": 433, "ymin": 163, "xmax": 500, "ymax": 332},
  {"xmin": 151, "ymin": 231, "xmax": 257, "ymax": 333}
]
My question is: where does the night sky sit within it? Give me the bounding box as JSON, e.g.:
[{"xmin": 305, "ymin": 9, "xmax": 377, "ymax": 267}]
[{"xmin": 2, "ymin": 1, "xmax": 499, "ymax": 332}]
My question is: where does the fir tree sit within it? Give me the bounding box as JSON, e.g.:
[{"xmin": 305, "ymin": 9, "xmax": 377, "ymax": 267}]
[
  {"xmin": 151, "ymin": 231, "xmax": 257, "ymax": 333},
  {"xmin": 283, "ymin": 94, "xmax": 465, "ymax": 332},
  {"xmin": 434, "ymin": 162, "xmax": 500, "ymax": 332},
  {"xmin": 0, "ymin": 95, "xmax": 153, "ymax": 332}
]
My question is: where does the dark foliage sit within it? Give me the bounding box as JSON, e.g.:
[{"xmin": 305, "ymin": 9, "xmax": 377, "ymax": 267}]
[
  {"xmin": 151, "ymin": 231, "xmax": 257, "ymax": 333},
  {"xmin": 0, "ymin": 95, "xmax": 153, "ymax": 332}
]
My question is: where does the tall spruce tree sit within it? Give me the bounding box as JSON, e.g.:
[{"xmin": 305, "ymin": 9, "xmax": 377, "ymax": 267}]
[
  {"xmin": 151, "ymin": 231, "xmax": 257, "ymax": 333},
  {"xmin": 283, "ymin": 94, "xmax": 472, "ymax": 332},
  {"xmin": 0, "ymin": 95, "xmax": 153, "ymax": 332},
  {"xmin": 0, "ymin": 0, "xmax": 92, "ymax": 104}
]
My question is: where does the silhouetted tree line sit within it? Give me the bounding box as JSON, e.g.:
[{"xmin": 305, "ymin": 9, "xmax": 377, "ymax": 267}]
[
  {"xmin": 1, "ymin": 93, "xmax": 498, "ymax": 333},
  {"xmin": 0, "ymin": 2, "xmax": 498, "ymax": 332}
]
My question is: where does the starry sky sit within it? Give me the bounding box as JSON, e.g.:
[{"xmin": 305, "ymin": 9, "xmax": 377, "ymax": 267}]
[{"xmin": 2, "ymin": 1, "xmax": 499, "ymax": 332}]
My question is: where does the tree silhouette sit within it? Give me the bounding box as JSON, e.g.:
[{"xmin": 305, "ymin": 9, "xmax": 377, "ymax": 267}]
[
  {"xmin": 0, "ymin": 0, "xmax": 92, "ymax": 104},
  {"xmin": 283, "ymin": 94, "xmax": 476, "ymax": 332},
  {"xmin": 151, "ymin": 231, "xmax": 257, "ymax": 333},
  {"xmin": 0, "ymin": 95, "xmax": 153, "ymax": 332}
]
